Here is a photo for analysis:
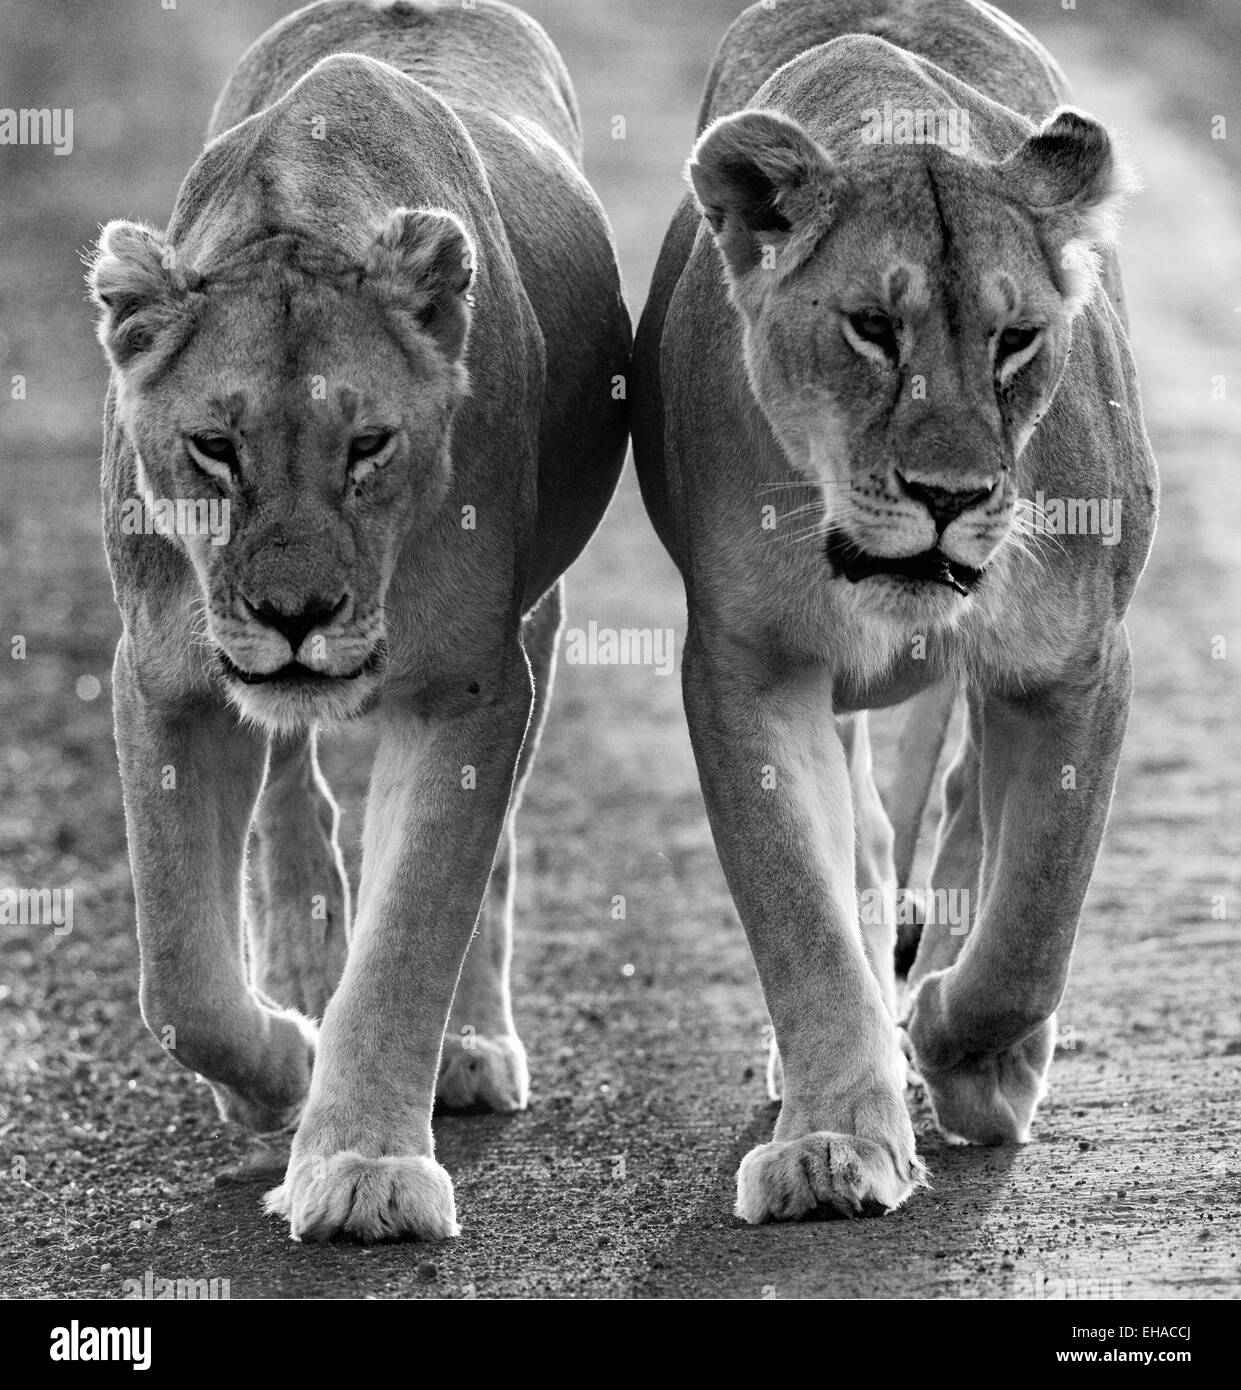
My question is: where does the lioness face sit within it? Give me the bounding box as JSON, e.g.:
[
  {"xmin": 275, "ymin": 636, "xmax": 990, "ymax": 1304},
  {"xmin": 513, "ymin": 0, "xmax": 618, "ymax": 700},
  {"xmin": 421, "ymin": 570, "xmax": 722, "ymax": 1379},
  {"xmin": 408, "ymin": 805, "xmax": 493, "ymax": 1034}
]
[
  {"xmin": 90, "ymin": 208, "xmax": 476, "ymax": 730},
  {"xmin": 691, "ymin": 107, "xmax": 1130, "ymax": 630}
]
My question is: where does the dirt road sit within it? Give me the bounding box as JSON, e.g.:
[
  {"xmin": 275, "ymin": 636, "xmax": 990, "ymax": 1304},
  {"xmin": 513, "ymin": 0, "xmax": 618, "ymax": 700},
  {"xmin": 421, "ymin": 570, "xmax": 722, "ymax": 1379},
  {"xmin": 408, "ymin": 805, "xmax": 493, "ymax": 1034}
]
[{"xmin": 1, "ymin": 3, "xmax": 1237, "ymax": 1299}]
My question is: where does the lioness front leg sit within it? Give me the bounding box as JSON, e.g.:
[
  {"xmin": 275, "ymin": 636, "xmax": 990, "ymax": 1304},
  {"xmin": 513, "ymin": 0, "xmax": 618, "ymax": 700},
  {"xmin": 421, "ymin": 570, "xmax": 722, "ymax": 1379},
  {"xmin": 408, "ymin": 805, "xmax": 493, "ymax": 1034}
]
[
  {"xmin": 115, "ymin": 644, "xmax": 317, "ymax": 1133},
  {"xmin": 266, "ymin": 648, "xmax": 532, "ymax": 1241},
  {"xmin": 906, "ymin": 629, "xmax": 1132, "ymax": 1144},
  {"xmin": 248, "ymin": 730, "xmax": 350, "ymax": 1020},
  {"xmin": 766, "ymin": 711, "xmax": 901, "ymax": 1099},
  {"xmin": 437, "ymin": 583, "xmax": 562, "ymax": 1114},
  {"xmin": 684, "ymin": 626, "xmax": 926, "ymax": 1224}
]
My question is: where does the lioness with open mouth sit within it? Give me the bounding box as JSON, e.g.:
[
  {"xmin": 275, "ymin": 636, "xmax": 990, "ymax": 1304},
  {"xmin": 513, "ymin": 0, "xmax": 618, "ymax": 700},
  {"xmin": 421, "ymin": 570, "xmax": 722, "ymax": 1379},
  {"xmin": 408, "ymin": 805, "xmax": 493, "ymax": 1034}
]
[
  {"xmin": 633, "ymin": 0, "xmax": 1156, "ymax": 1222},
  {"xmin": 88, "ymin": 0, "xmax": 628, "ymax": 1241}
]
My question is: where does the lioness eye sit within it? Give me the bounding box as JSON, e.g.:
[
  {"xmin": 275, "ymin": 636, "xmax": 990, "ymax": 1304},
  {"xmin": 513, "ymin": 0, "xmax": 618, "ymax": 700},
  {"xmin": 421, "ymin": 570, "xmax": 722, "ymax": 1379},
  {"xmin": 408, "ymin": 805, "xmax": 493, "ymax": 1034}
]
[
  {"xmin": 997, "ymin": 325, "xmax": 1042, "ymax": 359},
  {"xmin": 186, "ymin": 434, "xmax": 239, "ymax": 471},
  {"xmin": 348, "ymin": 430, "xmax": 395, "ymax": 467},
  {"xmin": 845, "ymin": 309, "xmax": 899, "ymax": 360}
]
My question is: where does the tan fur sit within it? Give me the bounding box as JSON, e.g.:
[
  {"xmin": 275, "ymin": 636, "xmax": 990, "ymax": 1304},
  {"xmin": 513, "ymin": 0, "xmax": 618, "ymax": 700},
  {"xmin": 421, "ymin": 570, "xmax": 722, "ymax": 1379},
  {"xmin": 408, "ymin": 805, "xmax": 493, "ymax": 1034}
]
[
  {"xmin": 89, "ymin": 0, "xmax": 629, "ymax": 1241},
  {"xmin": 632, "ymin": 0, "xmax": 1156, "ymax": 1222}
]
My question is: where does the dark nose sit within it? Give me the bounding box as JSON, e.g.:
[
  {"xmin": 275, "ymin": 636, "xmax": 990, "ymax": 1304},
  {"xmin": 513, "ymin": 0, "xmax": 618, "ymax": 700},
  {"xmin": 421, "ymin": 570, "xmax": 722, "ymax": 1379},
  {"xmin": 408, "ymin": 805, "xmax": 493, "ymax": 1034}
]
[
  {"xmin": 896, "ymin": 473, "xmax": 994, "ymax": 533},
  {"xmin": 244, "ymin": 594, "xmax": 348, "ymax": 653}
]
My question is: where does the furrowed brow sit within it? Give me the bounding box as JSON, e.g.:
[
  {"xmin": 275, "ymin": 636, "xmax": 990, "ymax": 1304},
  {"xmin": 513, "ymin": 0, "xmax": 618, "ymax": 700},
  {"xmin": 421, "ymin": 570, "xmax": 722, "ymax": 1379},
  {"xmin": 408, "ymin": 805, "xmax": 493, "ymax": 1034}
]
[
  {"xmin": 885, "ymin": 260, "xmax": 930, "ymax": 313},
  {"xmin": 981, "ymin": 270, "xmax": 1021, "ymax": 320},
  {"xmin": 204, "ymin": 394, "xmax": 245, "ymax": 428}
]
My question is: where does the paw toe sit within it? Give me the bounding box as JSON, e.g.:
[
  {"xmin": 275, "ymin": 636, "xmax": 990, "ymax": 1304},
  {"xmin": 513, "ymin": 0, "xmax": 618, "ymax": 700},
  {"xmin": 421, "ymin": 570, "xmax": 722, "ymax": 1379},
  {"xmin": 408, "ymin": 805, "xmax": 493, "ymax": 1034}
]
[
  {"xmin": 735, "ymin": 1131, "xmax": 926, "ymax": 1224},
  {"xmin": 267, "ymin": 1152, "xmax": 459, "ymax": 1243}
]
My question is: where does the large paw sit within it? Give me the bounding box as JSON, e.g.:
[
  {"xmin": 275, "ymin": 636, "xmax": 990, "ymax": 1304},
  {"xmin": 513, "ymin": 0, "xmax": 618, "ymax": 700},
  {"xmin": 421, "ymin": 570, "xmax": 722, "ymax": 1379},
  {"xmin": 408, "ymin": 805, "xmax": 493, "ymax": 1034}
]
[
  {"xmin": 209, "ymin": 1007, "xmax": 316, "ymax": 1134},
  {"xmin": 265, "ymin": 1152, "xmax": 459, "ymax": 1243},
  {"xmin": 436, "ymin": 1030, "xmax": 529, "ymax": 1113},
  {"xmin": 907, "ymin": 971, "xmax": 1055, "ymax": 1144},
  {"xmin": 736, "ymin": 1130, "xmax": 928, "ymax": 1223}
]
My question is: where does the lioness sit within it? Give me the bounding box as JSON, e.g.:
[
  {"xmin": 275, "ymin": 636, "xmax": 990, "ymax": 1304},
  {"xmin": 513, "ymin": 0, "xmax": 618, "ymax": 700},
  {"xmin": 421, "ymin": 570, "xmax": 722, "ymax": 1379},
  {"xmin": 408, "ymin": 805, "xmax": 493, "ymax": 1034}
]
[
  {"xmin": 632, "ymin": 0, "xmax": 1156, "ymax": 1222},
  {"xmin": 88, "ymin": 0, "xmax": 629, "ymax": 1241}
]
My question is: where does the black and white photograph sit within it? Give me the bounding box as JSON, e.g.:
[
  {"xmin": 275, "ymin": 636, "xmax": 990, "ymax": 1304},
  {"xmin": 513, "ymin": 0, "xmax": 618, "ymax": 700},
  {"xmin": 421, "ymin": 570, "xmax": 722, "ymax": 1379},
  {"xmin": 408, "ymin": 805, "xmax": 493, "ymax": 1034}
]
[{"xmin": 0, "ymin": 0, "xmax": 1236, "ymax": 1328}]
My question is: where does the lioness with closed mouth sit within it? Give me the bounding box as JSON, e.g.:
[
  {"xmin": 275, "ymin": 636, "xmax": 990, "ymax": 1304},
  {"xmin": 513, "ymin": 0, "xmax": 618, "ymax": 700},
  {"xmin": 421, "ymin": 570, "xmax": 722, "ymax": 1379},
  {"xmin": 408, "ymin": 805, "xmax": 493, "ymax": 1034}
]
[
  {"xmin": 88, "ymin": 0, "xmax": 629, "ymax": 1241},
  {"xmin": 633, "ymin": 0, "xmax": 1157, "ymax": 1222}
]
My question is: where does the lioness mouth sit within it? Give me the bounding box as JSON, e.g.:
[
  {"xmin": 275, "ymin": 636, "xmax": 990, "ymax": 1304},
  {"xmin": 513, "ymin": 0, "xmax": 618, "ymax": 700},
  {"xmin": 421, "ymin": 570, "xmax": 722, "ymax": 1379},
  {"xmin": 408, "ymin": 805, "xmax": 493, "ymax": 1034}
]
[
  {"xmin": 824, "ymin": 532, "xmax": 982, "ymax": 597},
  {"xmin": 217, "ymin": 648, "xmax": 385, "ymax": 686}
]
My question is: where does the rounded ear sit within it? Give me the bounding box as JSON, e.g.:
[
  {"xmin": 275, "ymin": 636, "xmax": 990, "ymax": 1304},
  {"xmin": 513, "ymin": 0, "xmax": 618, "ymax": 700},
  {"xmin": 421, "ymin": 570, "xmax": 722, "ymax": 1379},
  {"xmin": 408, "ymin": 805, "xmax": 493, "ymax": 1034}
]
[
  {"xmin": 365, "ymin": 206, "xmax": 476, "ymax": 361},
  {"xmin": 87, "ymin": 219, "xmax": 200, "ymax": 371},
  {"xmin": 689, "ymin": 110, "xmax": 842, "ymax": 288},
  {"xmin": 1001, "ymin": 108, "xmax": 1137, "ymax": 299}
]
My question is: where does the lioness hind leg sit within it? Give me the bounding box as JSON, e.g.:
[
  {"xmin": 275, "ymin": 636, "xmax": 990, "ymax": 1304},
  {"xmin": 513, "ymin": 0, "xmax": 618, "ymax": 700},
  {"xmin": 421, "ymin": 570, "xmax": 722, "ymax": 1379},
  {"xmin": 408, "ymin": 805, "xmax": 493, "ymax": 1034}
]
[
  {"xmin": 844, "ymin": 713, "xmax": 900, "ymax": 1019},
  {"xmin": 915, "ymin": 1013, "xmax": 1057, "ymax": 1146},
  {"xmin": 248, "ymin": 730, "xmax": 351, "ymax": 1021},
  {"xmin": 906, "ymin": 707, "xmax": 982, "ymax": 995},
  {"xmin": 907, "ymin": 636, "xmax": 1132, "ymax": 1145},
  {"xmin": 436, "ymin": 580, "xmax": 563, "ymax": 1114}
]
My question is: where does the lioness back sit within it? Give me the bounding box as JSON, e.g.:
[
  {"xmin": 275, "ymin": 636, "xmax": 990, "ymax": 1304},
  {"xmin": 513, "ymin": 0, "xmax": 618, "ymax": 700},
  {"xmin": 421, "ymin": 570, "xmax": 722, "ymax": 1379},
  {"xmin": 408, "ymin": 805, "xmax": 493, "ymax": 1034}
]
[
  {"xmin": 698, "ymin": 0, "xmax": 1073, "ymax": 127},
  {"xmin": 212, "ymin": 0, "xmax": 583, "ymax": 153}
]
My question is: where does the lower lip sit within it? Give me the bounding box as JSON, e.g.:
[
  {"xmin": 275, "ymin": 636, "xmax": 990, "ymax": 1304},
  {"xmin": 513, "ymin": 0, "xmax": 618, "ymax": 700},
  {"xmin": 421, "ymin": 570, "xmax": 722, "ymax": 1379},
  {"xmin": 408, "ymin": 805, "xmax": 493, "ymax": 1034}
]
[
  {"xmin": 217, "ymin": 653, "xmax": 380, "ymax": 687},
  {"xmin": 861, "ymin": 568, "xmax": 975, "ymax": 597},
  {"xmin": 823, "ymin": 535, "xmax": 981, "ymax": 595}
]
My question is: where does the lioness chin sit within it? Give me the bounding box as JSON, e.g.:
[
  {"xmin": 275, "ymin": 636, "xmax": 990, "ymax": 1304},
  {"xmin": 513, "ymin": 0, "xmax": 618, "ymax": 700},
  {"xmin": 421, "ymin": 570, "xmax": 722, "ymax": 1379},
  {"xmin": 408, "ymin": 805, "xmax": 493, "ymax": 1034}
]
[
  {"xmin": 89, "ymin": 0, "xmax": 629, "ymax": 1242},
  {"xmin": 632, "ymin": 0, "xmax": 1156, "ymax": 1223}
]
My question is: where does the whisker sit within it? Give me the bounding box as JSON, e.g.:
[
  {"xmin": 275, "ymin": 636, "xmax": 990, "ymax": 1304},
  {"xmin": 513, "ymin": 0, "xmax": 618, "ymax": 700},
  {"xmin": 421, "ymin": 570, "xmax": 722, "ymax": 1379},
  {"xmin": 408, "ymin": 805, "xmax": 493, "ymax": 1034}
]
[
  {"xmin": 777, "ymin": 525, "xmax": 832, "ymax": 546},
  {"xmin": 778, "ymin": 501, "xmax": 831, "ymax": 523},
  {"xmin": 997, "ymin": 527, "xmax": 1052, "ymax": 577},
  {"xmin": 756, "ymin": 479, "xmax": 852, "ymax": 496}
]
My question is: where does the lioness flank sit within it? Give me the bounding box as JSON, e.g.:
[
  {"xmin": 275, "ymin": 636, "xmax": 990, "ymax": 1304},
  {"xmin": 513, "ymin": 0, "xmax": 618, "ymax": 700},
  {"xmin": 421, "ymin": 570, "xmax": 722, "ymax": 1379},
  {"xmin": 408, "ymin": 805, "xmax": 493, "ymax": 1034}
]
[
  {"xmin": 88, "ymin": 0, "xmax": 629, "ymax": 1242},
  {"xmin": 632, "ymin": 0, "xmax": 1157, "ymax": 1223}
]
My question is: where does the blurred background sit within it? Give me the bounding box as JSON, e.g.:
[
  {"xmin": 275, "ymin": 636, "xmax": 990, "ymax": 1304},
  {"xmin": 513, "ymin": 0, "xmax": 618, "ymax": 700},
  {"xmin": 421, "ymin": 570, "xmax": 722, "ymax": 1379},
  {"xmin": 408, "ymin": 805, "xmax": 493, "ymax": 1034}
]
[
  {"xmin": 1, "ymin": 0, "xmax": 1238, "ymax": 1299},
  {"xmin": 0, "ymin": 0, "xmax": 1238, "ymax": 454}
]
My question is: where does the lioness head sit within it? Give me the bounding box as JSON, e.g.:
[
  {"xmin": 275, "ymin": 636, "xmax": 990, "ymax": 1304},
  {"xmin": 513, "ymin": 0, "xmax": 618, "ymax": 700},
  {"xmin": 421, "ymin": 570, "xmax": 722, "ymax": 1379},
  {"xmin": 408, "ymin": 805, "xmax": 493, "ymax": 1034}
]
[
  {"xmin": 89, "ymin": 206, "xmax": 475, "ymax": 730},
  {"xmin": 690, "ymin": 102, "xmax": 1131, "ymax": 626}
]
